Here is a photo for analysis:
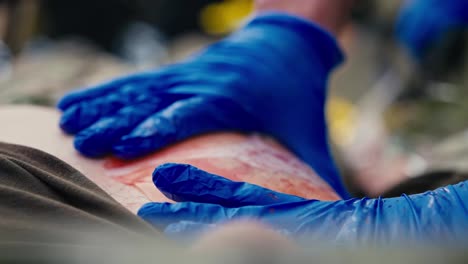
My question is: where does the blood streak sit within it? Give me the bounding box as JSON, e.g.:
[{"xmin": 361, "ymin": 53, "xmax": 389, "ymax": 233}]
[{"xmin": 104, "ymin": 133, "xmax": 341, "ymax": 202}]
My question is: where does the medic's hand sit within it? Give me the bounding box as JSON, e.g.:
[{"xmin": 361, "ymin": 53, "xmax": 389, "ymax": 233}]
[
  {"xmin": 58, "ymin": 13, "xmax": 349, "ymax": 197},
  {"xmin": 138, "ymin": 163, "xmax": 468, "ymax": 244},
  {"xmin": 396, "ymin": 0, "xmax": 468, "ymax": 60}
]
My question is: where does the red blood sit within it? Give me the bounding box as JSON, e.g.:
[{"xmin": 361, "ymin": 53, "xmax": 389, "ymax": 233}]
[{"xmin": 104, "ymin": 133, "xmax": 341, "ymax": 202}]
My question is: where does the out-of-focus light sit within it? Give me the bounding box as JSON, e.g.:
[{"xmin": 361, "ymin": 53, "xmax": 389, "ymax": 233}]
[
  {"xmin": 327, "ymin": 97, "xmax": 357, "ymax": 147},
  {"xmin": 200, "ymin": 0, "xmax": 254, "ymax": 35}
]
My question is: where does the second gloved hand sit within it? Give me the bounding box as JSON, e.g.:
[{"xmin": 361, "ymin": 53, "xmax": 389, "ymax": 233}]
[
  {"xmin": 58, "ymin": 13, "xmax": 349, "ymax": 198},
  {"xmin": 138, "ymin": 163, "xmax": 468, "ymax": 245}
]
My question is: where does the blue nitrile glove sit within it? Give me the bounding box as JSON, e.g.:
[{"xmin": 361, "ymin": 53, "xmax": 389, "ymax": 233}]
[
  {"xmin": 138, "ymin": 163, "xmax": 468, "ymax": 244},
  {"xmin": 58, "ymin": 13, "xmax": 349, "ymax": 198},
  {"xmin": 397, "ymin": 0, "xmax": 468, "ymax": 60}
]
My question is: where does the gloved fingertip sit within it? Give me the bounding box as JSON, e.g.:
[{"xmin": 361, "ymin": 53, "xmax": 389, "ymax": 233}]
[
  {"xmin": 57, "ymin": 80, "xmax": 121, "ymax": 110},
  {"xmin": 59, "ymin": 101, "xmax": 105, "ymax": 134},
  {"xmin": 153, "ymin": 163, "xmax": 306, "ymax": 206},
  {"xmin": 57, "ymin": 93, "xmax": 78, "ymax": 111},
  {"xmin": 59, "ymin": 107, "xmax": 81, "ymax": 134},
  {"xmin": 136, "ymin": 202, "xmax": 159, "ymax": 218},
  {"xmin": 112, "ymin": 127, "xmax": 174, "ymax": 159},
  {"xmin": 112, "ymin": 137, "xmax": 156, "ymax": 159},
  {"xmin": 57, "ymin": 88, "xmax": 98, "ymax": 111},
  {"xmin": 56, "ymin": 98, "xmax": 68, "ymax": 111},
  {"xmin": 153, "ymin": 163, "xmax": 193, "ymax": 188},
  {"xmin": 73, "ymin": 131, "xmax": 109, "ymax": 158}
]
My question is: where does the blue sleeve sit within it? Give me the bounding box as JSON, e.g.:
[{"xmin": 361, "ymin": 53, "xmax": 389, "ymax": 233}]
[{"xmin": 171, "ymin": 13, "xmax": 349, "ymax": 198}]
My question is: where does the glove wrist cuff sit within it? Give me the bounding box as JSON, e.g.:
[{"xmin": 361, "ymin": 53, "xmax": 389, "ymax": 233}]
[{"xmin": 245, "ymin": 12, "xmax": 345, "ymax": 73}]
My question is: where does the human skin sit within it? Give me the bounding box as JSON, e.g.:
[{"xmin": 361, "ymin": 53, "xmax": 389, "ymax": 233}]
[
  {"xmin": 98, "ymin": 0, "xmax": 357, "ymax": 209},
  {"xmin": 0, "ymin": 105, "xmax": 340, "ymax": 214},
  {"xmin": 8, "ymin": 1, "xmax": 356, "ymax": 214},
  {"xmin": 0, "ymin": 1, "xmax": 358, "ymax": 248},
  {"xmin": 255, "ymin": 0, "xmax": 356, "ymax": 35},
  {"xmin": 0, "ymin": 105, "xmax": 314, "ymax": 250}
]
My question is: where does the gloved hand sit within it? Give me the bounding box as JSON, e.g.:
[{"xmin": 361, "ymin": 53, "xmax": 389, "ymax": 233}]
[
  {"xmin": 396, "ymin": 0, "xmax": 468, "ymax": 60},
  {"xmin": 58, "ymin": 13, "xmax": 349, "ymax": 198},
  {"xmin": 138, "ymin": 163, "xmax": 468, "ymax": 244}
]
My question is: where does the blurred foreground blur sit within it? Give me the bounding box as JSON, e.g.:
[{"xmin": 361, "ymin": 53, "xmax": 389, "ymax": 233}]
[
  {"xmin": 1, "ymin": 0, "xmax": 468, "ymax": 197},
  {"xmin": 1, "ymin": 225, "xmax": 467, "ymax": 264}
]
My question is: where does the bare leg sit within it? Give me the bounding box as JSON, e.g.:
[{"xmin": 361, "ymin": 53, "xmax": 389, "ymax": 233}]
[
  {"xmin": 0, "ymin": 105, "xmax": 340, "ymax": 214},
  {"xmin": 0, "ymin": 105, "xmax": 152, "ymax": 213}
]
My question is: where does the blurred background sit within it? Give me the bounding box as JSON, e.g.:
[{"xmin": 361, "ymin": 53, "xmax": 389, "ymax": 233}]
[{"xmin": 1, "ymin": 0, "xmax": 468, "ymax": 198}]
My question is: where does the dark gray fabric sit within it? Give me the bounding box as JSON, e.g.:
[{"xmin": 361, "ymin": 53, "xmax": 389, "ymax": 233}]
[{"xmin": 0, "ymin": 141, "xmax": 160, "ymax": 244}]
